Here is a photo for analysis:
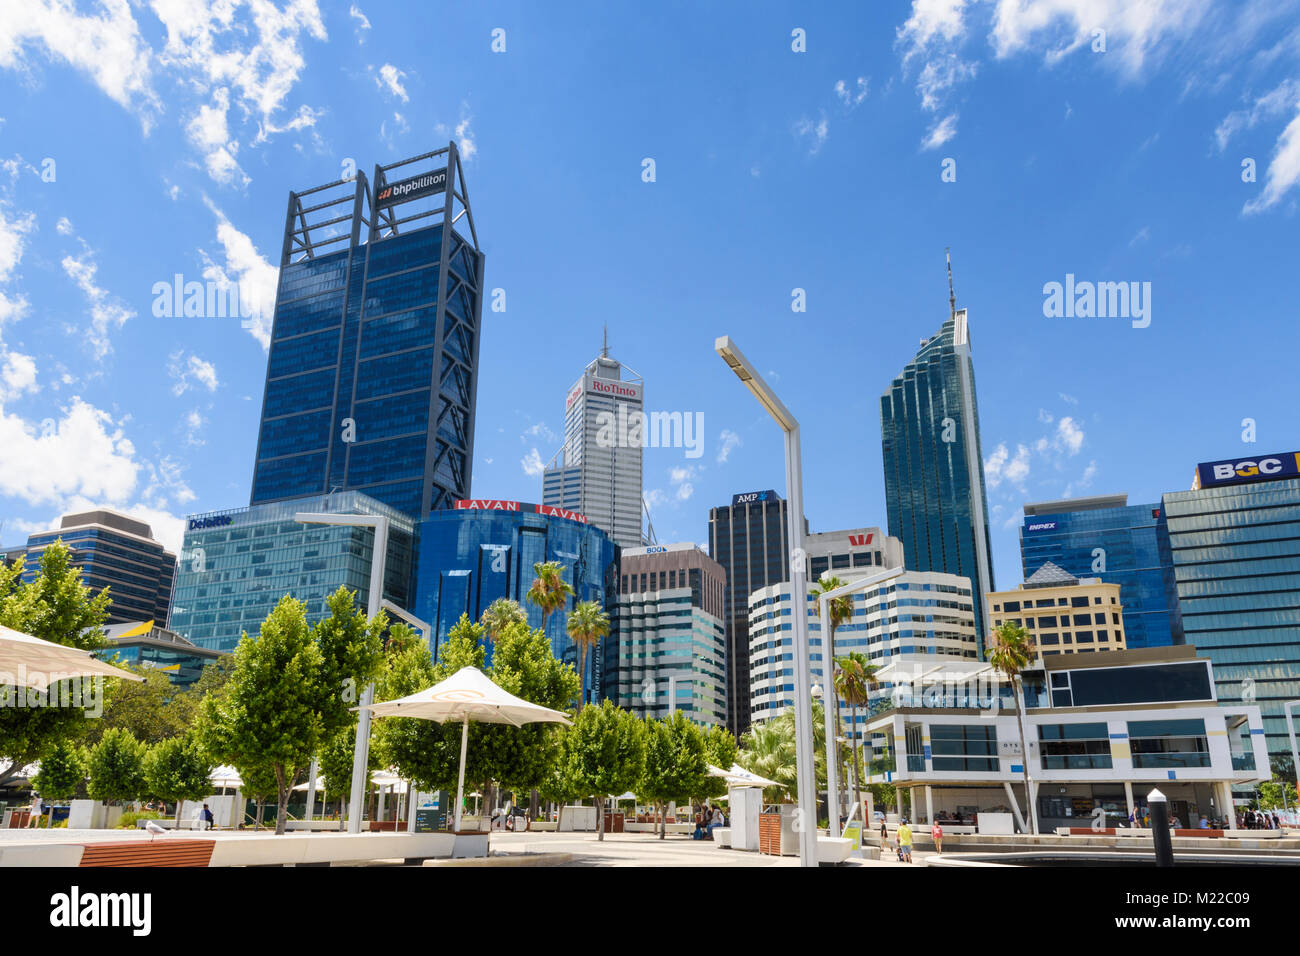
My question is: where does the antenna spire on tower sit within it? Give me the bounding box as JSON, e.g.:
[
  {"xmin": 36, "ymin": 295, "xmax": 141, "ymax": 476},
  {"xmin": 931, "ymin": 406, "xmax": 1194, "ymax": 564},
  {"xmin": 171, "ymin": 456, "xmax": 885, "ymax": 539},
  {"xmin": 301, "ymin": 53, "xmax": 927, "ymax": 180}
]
[
  {"xmin": 601, "ymin": 324, "xmax": 609, "ymax": 358},
  {"xmin": 946, "ymin": 247, "xmax": 956, "ymax": 320}
]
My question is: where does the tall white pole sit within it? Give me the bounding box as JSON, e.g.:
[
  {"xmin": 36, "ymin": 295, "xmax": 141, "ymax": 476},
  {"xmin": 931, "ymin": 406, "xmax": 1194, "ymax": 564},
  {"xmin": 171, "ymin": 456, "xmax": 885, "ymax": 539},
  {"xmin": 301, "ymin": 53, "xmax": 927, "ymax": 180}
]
[
  {"xmin": 454, "ymin": 719, "xmax": 469, "ymax": 833},
  {"xmin": 347, "ymin": 516, "xmax": 388, "ymax": 834},
  {"xmin": 820, "ymin": 593, "xmax": 841, "ymax": 836},
  {"xmin": 785, "ymin": 426, "xmax": 818, "ymax": 869}
]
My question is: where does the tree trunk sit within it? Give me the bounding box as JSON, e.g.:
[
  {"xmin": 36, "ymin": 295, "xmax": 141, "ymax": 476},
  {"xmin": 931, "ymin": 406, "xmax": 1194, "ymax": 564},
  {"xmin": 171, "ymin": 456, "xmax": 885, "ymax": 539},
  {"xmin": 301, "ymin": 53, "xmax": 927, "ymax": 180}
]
[
  {"xmin": 658, "ymin": 801, "xmax": 666, "ymax": 840},
  {"xmin": 596, "ymin": 795, "xmax": 605, "ymax": 841},
  {"xmin": 1013, "ymin": 679, "xmax": 1037, "ymax": 835},
  {"xmin": 255, "ymin": 799, "xmax": 264, "ymax": 831},
  {"xmin": 175, "ymin": 802, "xmax": 183, "ymax": 826},
  {"xmin": 557, "ymin": 802, "xmax": 565, "ymax": 831},
  {"xmin": 578, "ymin": 644, "xmax": 588, "ymax": 710},
  {"xmin": 530, "ymin": 788, "xmax": 539, "ymax": 823},
  {"xmin": 275, "ymin": 766, "xmax": 289, "ymax": 835}
]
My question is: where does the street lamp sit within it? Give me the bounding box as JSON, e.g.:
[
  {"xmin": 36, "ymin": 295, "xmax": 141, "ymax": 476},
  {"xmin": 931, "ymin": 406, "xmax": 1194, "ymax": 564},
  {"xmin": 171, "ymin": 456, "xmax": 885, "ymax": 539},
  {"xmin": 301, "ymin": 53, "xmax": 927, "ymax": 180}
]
[
  {"xmin": 716, "ymin": 335, "xmax": 817, "ymax": 869},
  {"xmin": 295, "ymin": 511, "xmax": 390, "ymax": 835}
]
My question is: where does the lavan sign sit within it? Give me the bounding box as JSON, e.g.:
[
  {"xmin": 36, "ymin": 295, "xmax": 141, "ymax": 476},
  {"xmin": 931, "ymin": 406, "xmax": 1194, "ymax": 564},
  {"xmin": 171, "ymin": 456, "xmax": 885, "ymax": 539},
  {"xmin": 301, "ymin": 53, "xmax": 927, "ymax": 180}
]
[
  {"xmin": 1195, "ymin": 453, "xmax": 1300, "ymax": 489},
  {"xmin": 453, "ymin": 500, "xmax": 589, "ymax": 524}
]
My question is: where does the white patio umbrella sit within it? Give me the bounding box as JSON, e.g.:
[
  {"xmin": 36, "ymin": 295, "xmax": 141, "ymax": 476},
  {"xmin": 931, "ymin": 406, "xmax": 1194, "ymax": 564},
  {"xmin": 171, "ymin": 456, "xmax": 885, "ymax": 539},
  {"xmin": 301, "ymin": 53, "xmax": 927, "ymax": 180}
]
[
  {"xmin": 209, "ymin": 766, "xmax": 243, "ymax": 790},
  {"xmin": 357, "ymin": 666, "xmax": 571, "ymax": 833},
  {"xmin": 0, "ymin": 624, "xmax": 143, "ymax": 688},
  {"xmin": 708, "ymin": 763, "xmax": 780, "ymax": 789}
]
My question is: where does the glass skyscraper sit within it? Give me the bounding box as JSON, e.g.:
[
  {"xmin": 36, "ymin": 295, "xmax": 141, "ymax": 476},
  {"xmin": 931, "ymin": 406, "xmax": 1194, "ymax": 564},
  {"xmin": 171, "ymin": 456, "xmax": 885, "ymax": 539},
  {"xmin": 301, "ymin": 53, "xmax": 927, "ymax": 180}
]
[
  {"xmin": 1162, "ymin": 453, "xmax": 1300, "ymax": 763},
  {"xmin": 250, "ymin": 144, "xmax": 483, "ymax": 520},
  {"xmin": 1020, "ymin": 494, "xmax": 1182, "ymax": 649},
  {"xmin": 708, "ymin": 490, "xmax": 792, "ymax": 737},
  {"xmin": 24, "ymin": 510, "xmax": 177, "ymax": 625},
  {"xmin": 168, "ymin": 491, "xmax": 413, "ymax": 654},
  {"xmin": 410, "ymin": 501, "xmax": 618, "ymax": 701},
  {"xmin": 880, "ymin": 307, "xmax": 995, "ymax": 648}
]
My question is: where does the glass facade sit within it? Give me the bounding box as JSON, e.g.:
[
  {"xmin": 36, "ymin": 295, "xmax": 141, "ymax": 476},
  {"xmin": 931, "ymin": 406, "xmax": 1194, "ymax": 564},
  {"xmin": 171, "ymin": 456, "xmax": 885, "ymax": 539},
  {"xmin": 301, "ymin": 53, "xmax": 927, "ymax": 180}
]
[
  {"xmin": 251, "ymin": 149, "xmax": 483, "ymax": 521},
  {"xmin": 880, "ymin": 310, "xmax": 995, "ymax": 649},
  {"xmin": 1163, "ymin": 476, "xmax": 1300, "ymax": 761},
  {"xmin": 168, "ymin": 492, "xmax": 413, "ymax": 654},
  {"xmin": 1020, "ymin": 502, "xmax": 1182, "ymax": 648},
  {"xmin": 410, "ymin": 505, "xmax": 618, "ymax": 700},
  {"xmin": 709, "ymin": 491, "xmax": 791, "ymax": 736},
  {"xmin": 24, "ymin": 514, "xmax": 176, "ymax": 626}
]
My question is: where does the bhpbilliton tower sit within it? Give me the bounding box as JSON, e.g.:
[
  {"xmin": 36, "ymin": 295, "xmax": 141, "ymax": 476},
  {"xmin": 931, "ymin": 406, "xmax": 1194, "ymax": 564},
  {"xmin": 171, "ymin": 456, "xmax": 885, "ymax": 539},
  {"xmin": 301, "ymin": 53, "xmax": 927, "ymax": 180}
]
[
  {"xmin": 880, "ymin": 260, "xmax": 995, "ymax": 650},
  {"xmin": 250, "ymin": 144, "xmax": 484, "ymax": 519}
]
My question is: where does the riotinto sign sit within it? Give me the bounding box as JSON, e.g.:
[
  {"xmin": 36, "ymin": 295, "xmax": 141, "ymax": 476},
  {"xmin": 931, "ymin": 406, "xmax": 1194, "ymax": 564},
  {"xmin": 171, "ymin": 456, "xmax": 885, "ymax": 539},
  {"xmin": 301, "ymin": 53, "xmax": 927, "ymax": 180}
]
[{"xmin": 376, "ymin": 167, "xmax": 448, "ymax": 207}]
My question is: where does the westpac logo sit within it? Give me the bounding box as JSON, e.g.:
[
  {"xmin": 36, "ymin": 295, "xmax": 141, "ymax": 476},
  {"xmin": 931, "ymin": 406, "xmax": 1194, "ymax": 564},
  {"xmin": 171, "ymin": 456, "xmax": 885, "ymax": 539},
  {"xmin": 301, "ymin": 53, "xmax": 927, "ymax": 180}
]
[{"xmin": 848, "ymin": 533, "xmax": 873, "ymax": 546}]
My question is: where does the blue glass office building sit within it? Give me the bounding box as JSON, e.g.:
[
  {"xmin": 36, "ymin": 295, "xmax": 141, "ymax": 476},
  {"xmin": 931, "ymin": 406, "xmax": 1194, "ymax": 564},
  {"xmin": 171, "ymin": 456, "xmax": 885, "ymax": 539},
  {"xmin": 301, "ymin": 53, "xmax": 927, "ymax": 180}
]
[
  {"xmin": 411, "ymin": 501, "xmax": 619, "ymax": 700},
  {"xmin": 881, "ymin": 307, "xmax": 995, "ymax": 649},
  {"xmin": 1162, "ymin": 452, "xmax": 1300, "ymax": 762},
  {"xmin": 250, "ymin": 145, "xmax": 483, "ymax": 520},
  {"xmin": 168, "ymin": 492, "xmax": 414, "ymax": 654},
  {"xmin": 1020, "ymin": 494, "xmax": 1182, "ymax": 649}
]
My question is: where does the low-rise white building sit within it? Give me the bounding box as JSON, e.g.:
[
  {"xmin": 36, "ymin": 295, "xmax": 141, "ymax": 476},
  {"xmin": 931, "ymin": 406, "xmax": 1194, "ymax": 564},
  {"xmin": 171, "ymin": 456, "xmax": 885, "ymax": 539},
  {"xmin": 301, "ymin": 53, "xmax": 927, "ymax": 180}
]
[{"xmin": 864, "ymin": 646, "xmax": 1271, "ymax": 833}]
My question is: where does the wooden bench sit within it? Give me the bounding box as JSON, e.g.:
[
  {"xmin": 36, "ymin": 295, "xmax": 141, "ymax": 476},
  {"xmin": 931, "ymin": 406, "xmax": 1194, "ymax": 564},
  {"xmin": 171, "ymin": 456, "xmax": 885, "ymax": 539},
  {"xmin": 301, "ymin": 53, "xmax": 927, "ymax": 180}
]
[{"xmin": 79, "ymin": 839, "xmax": 216, "ymax": 867}]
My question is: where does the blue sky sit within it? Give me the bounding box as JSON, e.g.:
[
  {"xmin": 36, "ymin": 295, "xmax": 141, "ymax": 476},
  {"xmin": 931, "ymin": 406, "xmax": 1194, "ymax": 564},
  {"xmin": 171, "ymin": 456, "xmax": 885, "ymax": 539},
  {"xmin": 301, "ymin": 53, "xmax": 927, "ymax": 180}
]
[{"xmin": 0, "ymin": 0, "xmax": 1297, "ymax": 592}]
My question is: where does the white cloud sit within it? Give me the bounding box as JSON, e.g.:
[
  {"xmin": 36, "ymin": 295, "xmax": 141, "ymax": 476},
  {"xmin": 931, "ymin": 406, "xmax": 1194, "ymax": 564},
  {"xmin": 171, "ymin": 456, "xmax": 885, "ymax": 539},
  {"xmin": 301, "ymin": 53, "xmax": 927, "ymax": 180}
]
[
  {"xmin": 984, "ymin": 441, "xmax": 1031, "ymax": 490},
  {"xmin": 0, "ymin": 350, "xmax": 38, "ymax": 402},
  {"xmin": 380, "ymin": 111, "xmax": 409, "ymax": 149},
  {"xmin": 186, "ymin": 87, "xmax": 249, "ymax": 187},
  {"xmin": 201, "ymin": 198, "xmax": 278, "ymax": 349},
  {"xmin": 60, "ymin": 246, "xmax": 135, "ymax": 360},
  {"xmin": 1214, "ymin": 79, "xmax": 1300, "ymax": 150},
  {"xmin": 167, "ymin": 350, "xmax": 219, "ymax": 396},
  {"xmin": 989, "ymin": 0, "xmax": 1213, "ymax": 77},
  {"xmin": 521, "ymin": 448, "xmax": 546, "ymax": 477},
  {"xmin": 54, "ymin": 216, "xmax": 73, "ymax": 235},
  {"xmin": 521, "ymin": 420, "xmax": 557, "ymax": 445},
  {"xmin": 374, "ymin": 62, "xmax": 408, "ymax": 102},
  {"xmin": 795, "ymin": 111, "xmax": 830, "ymax": 154},
  {"xmin": 921, "ymin": 112, "xmax": 959, "ymax": 149},
  {"xmin": 181, "ymin": 407, "xmax": 205, "ymax": 447},
  {"xmin": 1059, "ymin": 392, "xmax": 1078, "ymax": 405},
  {"xmin": 834, "ymin": 76, "xmax": 870, "ymax": 108},
  {"xmin": 1037, "ymin": 408, "xmax": 1054, "ymax": 424},
  {"xmin": 0, "ymin": 397, "xmax": 140, "ymax": 506},
  {"xmin": 349, "ymin": 4, "xmax": 371, "ymax": 37},
  {"xmin": 916, "ymin": 55, "xmax": 977, "ymax": 112},
  {"xmin": 644, "ymin": 489, "xmax": 668, "ymax": 509},
  {"xmin": 716, "ymin": 429, "xmax": 742, "ymax": 464},
  {"xmin": 897, "ymin": 0, "xmax": 971, "ymax": 63},
  {"xmin": 0, "ymin": 0, "xmax": 160, "ymax": 125},
  {"xmin": 675, "ymin": 482, "xmax": 694, "ymax": 502},
  {"xmin": 1129, "ymin": 225, "xmax": 1150, "ymax": 246},
  {"xmin": 455, "ymin": 109, "xmax": 476, "ymax": 161},
  {"xmin": 1056, "ymin": 416, "xmax": 1085, "ymax": 454},
  {"xmin": 1245, "ymin": 108, "xmax": 1300, "ymax": 215}
]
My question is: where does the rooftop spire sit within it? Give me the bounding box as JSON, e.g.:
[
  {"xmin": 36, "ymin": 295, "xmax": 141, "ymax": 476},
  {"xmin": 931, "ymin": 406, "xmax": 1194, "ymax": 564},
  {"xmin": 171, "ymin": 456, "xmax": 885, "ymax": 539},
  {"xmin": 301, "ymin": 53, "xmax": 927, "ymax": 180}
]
[
  {"xmin": 601, "ymin": 324, "xmax": 609, "ymax": 358},
  {"xmin": 946, "ymin": 247, "xmax": 956, "ymax": 320}
]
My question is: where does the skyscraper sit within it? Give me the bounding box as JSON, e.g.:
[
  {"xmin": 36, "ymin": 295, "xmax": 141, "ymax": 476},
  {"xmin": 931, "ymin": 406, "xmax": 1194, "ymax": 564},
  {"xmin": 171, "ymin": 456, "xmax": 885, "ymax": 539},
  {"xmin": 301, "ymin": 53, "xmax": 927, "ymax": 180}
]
[
  {"xmin": 1020, "ymin": 494, "xmax": 1182, "ymax": 649},
  {"xmin": 880, "ymin": 270, "xmax": 995, "ymax": 649},
  {"xmin": 708, "ymin": 490, "xmax": 793, "ymax": 737},
  {"xmin": 1162, "ymin": 451, "xmax": 1300, "ymax": 763},
  {"xmin": 249, "ymin": 144, "xmax": 484, "ymax": 520},
  {"xmin": 541, "ymin": 340, "xmax": 644, "ymax": 548}
]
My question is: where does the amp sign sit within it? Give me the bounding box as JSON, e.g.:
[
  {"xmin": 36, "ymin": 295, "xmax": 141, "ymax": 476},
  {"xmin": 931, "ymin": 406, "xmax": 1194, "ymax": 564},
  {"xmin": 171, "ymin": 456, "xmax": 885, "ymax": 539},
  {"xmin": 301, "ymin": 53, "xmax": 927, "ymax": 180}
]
[{"xmin": 1195, "ymin": 452, "xmax": 1300, "ymax": 489}]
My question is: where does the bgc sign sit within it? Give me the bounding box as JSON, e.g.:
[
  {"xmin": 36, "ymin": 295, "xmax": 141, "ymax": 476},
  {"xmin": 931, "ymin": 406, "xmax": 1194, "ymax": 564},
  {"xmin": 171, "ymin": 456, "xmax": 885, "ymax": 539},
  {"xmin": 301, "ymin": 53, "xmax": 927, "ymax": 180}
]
[{"xmin": 1195, "ymin": 452, "xmax": 1300, "ymax": 489}]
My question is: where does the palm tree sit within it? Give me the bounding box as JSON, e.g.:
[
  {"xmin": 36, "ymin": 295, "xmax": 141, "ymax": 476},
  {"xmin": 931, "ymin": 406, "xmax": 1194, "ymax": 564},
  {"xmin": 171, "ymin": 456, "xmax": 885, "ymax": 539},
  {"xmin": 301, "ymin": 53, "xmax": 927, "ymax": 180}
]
[
  {"xmin": 565, "ymin": 600, "xmax": 609, "ymax": 710},
  {"xmin": 479, "ymin": 597, "xmax": 527, "ymax": 643},
  {"xmin": 525, "ymin": 561, "xmax": 574, "ymax": 634},
  {"xmin": 833, "ymin": 651, "xmax": 878, "ymax": 823},
  {"xmin": 986, "ymin": 621, "xmax": 1038, "ymax": 834},
  {"xmin": 811, "ymin": 574, "xmax": 852, "ymax": 817}
]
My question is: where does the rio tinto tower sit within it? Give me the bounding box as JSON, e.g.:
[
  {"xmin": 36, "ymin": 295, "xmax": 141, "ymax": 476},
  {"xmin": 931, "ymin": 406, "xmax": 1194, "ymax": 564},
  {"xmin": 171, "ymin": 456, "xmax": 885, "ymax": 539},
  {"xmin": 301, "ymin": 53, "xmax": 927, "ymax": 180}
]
[{"xmin": 542, "ymin": 337, "xmax": 646, "ymax": 548}]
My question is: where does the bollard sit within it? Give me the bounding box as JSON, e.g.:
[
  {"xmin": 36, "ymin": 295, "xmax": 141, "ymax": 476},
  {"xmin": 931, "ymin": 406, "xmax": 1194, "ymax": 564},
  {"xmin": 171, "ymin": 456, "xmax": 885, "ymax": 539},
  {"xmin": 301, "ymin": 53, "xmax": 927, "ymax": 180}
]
[{"xmin": 1148, "ymin": 788, "xmax": 1174, "ymax": 867}]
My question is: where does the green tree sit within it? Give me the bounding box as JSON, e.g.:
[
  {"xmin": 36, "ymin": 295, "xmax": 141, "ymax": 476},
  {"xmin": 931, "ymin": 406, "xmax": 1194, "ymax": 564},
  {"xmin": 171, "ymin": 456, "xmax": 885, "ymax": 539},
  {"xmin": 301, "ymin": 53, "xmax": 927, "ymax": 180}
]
[
  {"xmin": 563, "ymin": 700, "xmax": 645, "ymax": 841},
  {"xmin": 564, "ymin": 600, "xmax": 609, "ymax": 710},
  {"xmin": 144, "ymin": 733, "xmax": 214, "ymax": 824},
  {"xmin": 31, "ymin": 739, "xmax": 85, "ymax": 825},
  {"xmin": 319, "ymin": 723, "xmax": 380, "ymax": 828},
  {"xmin": 200, "ymin": 595, "xmax": 323, "ymax": 834},
  {"xmin": 236, "ymin": 759, "xmax": 282, "ymax": 831},
  {"xmin": 0, "ymin": 539, "xmax": 113, "ymax": 788},
  {"xmin": 479, "ymin": 598, "xmax": 527, "ymax": 643},
  {"xmin": 87, "ymin": 727, "xmax": 147, "ymax": 807},
  {"xmin": 987, "ymin": 621, "xmax": 1037, "ymax": 834},
  {"xmin": 311, "ymin": 586, "xmax": 388, "ymax": 743},
  {"xmin": 525, "ymin": 561, "xmax": 573, "ymax": 633},
  {"xmin": 737, "ymin": 698, "xmax": 847, "ymax": 809},
  {"xmin": 639, "ymin": 712, "xmax": 709, "ymax": 840},
  {"xmin": 89, "ymin": 665, "xmax": 191, "ymax": 746},
  {"xmin": 833, "ymin": 651, "xmax": 878, "ymax": 820},
  {"xmin": 699, "ymin": 724, "xmax": 739, "ymax": 802}
]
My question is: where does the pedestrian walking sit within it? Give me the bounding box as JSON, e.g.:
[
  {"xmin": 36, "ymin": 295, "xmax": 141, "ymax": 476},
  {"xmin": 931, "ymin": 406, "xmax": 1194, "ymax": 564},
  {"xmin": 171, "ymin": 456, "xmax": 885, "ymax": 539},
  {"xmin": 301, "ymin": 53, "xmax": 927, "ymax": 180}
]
[
  {"xmin": 897, "ymin": 819, "xmax": 914, "ymax": 863},
  {"xmin": 931, "ymin": 820, "xmax": 943, "ymax": 854}
]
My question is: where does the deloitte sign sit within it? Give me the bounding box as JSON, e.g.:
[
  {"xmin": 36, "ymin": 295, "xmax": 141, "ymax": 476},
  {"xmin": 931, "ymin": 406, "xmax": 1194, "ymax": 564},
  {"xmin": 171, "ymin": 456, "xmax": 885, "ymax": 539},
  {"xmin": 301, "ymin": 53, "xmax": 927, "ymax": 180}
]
[{"xmin": 188, "ymin": 515, "xmax": 234, "ymax": 531}]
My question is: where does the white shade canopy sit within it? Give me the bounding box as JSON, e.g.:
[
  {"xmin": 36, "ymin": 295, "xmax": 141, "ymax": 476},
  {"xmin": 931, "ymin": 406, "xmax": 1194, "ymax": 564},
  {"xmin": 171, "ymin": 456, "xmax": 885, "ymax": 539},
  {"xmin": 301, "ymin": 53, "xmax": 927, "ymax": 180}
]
[
  {"xmin": 710, "ymin": 763, "xmax": 780, "ymax": 789},
  {"xmin": 0, "ymin": 624, "xmax": 144, "ymax": 689},
  {"xmin": 359, "ymin": 665, "xmax": 572, "ymax": 727},
  {"xmin": 358, "ymin": 666, "xmax": 572, "ymax": 833},
  {"xmin": 210, "ymin": 765, "xmax": 243, "ymax": 788}
]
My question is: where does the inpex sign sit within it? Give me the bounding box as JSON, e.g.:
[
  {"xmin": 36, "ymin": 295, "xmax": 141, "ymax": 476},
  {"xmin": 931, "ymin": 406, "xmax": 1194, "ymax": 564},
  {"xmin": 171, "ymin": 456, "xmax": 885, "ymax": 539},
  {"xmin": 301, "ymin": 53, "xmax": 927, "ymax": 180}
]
[
  {"xmin": 1025, "ymin": 521, "xmax": 1058, "ymax": 533},
  {"xmin": 1195, "ymin": 452, "xmax": 1300, "ymax": 489}
]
